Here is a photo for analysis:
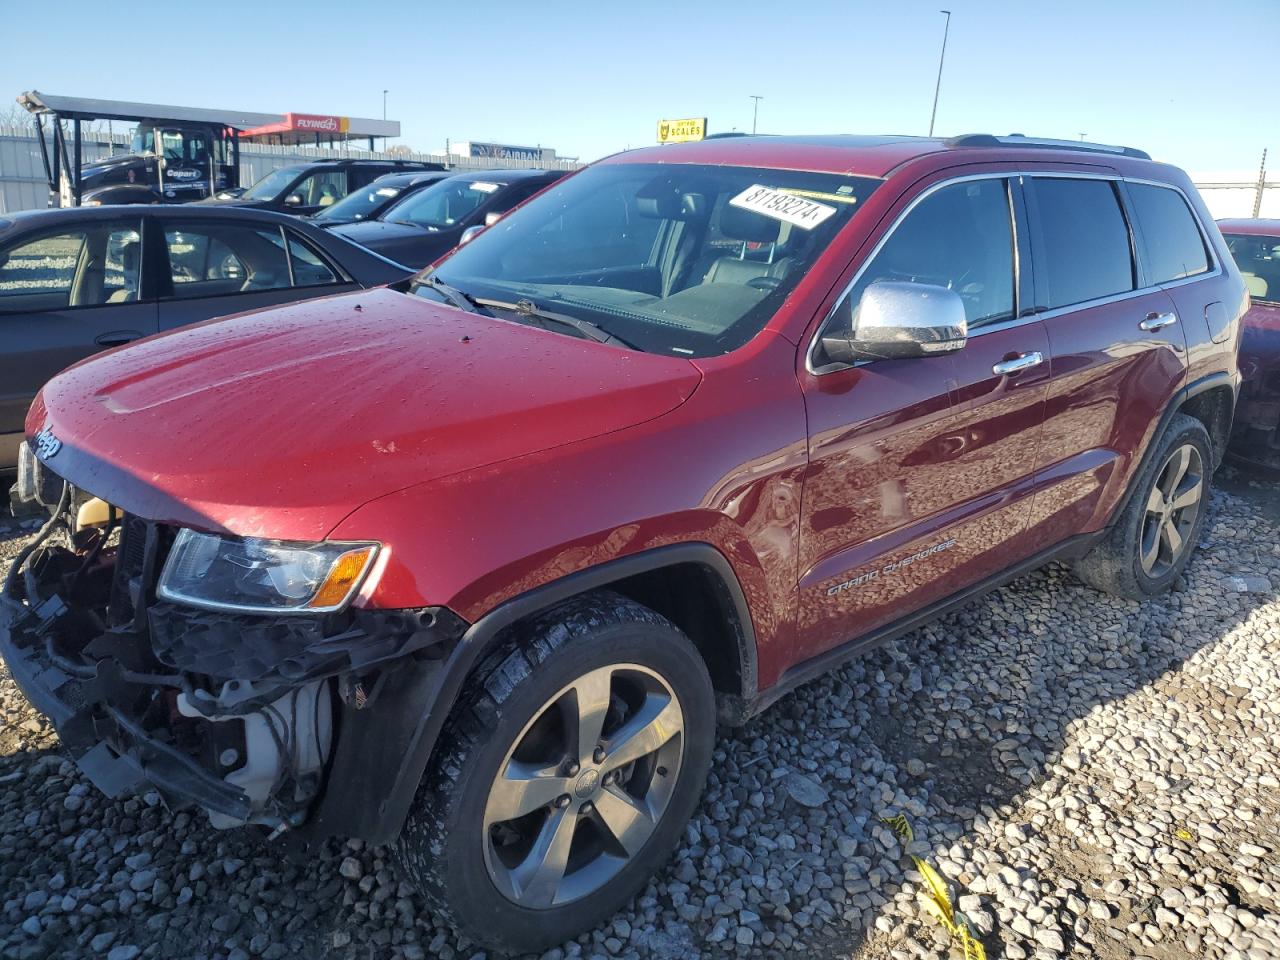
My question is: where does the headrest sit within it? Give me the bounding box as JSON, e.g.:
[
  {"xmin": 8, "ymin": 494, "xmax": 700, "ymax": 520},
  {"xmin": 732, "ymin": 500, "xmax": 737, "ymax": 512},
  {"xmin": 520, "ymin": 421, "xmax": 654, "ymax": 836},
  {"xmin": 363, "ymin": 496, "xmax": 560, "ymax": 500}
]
[
  {"xmin": 118, "ymin": 240, "xmax": 140, "ymax": 269},
  {"xmin": 636, "ymin": 178, "xmax": 707, "ymax": 221},
  {"xmin": 719, "ymin": 203, "xmax": 781, "ymax": 243},
  {"xmin": 1242, "ymin": 271, "xmax": 1268, "ymax": 298}
]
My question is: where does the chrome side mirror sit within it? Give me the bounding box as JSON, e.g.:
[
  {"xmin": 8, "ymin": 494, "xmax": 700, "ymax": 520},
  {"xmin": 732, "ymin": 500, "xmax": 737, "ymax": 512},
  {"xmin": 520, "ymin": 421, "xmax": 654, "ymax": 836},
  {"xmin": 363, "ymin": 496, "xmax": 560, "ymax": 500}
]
[
  {"xmin": 822, "ymin": 281, "xmax": 967, "ymax": 364},
  {"xmin": 283, "ymin": 193, "xmax": 303, "ymax": 207},
  {"xmin": 459, "ymin": 224, "xmax": 485, "ymax": 245}
]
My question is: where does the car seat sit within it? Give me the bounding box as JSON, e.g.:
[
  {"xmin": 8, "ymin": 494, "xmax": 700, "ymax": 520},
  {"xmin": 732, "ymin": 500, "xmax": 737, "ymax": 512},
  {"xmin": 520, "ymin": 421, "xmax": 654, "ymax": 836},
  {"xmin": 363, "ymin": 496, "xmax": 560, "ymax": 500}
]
[
  {"xmin": 701, "ymin": 204, "xmax": 794, "ymax": 285},
  {"xmin": 107, "ymin": 240, "xmax": 141, "ymax": 303}
]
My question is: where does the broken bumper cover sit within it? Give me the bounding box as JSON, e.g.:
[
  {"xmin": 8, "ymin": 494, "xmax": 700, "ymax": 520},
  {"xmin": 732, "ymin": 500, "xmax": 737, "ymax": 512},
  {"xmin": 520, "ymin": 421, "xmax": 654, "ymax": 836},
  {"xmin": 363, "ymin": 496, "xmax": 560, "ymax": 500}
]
[
  {"xmin": 0, "ymin": 595, "xmax": 253, "ymax": 820},
  {"xmin": 0, "ymin": 589, "xmax": 467, "ymax": 836}
]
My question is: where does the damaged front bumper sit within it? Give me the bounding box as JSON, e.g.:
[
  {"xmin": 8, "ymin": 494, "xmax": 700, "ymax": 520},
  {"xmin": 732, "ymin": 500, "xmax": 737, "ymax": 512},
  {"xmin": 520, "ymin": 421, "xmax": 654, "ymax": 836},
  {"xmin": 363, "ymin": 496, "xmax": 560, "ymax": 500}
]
[{"xmin": 2, "ymin": 463, "xmax": 466, "ymax": 839}]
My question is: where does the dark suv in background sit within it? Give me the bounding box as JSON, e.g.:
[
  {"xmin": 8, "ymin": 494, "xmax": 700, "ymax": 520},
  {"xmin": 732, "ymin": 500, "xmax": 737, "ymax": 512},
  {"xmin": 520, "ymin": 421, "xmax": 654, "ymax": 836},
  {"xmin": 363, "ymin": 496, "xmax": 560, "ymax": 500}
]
[
  {"xmin": 210, "ymin": 158, "xmax": 444, "ymax": 216},
  {"xmin": 310, "ymin": 171, "xmax": 452, "ymax": 227},
  {"xmin": 330, "ymin": 168, "xmax": 566, "ymax": 268},
  {"xmin": 2, "ymin": 134, "xmax": 1244, "ymax": 954}
]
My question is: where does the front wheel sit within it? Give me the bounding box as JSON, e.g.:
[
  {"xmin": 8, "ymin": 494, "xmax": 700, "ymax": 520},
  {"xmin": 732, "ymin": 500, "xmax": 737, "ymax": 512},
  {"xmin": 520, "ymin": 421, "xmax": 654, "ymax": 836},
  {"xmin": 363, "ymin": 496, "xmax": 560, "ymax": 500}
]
[
  {"xmin": 395, "ymin": 592, "xmax": 715, "ymax": 954},
  {"xmin": 1075, "ymin": 413, "xmax": 1212, "ymax": 599}
]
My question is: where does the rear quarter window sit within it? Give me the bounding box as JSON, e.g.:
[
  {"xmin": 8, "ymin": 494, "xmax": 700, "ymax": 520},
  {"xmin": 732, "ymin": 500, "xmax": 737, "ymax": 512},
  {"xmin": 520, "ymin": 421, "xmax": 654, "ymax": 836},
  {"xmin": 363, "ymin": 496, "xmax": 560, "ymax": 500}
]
[
  {"xmin": 1128, "ymin": 183, "xmax": 1210, "ymax": 283},
  {"xmin": 1030, "ymin": 178, "xmax": 1134, "ymax": 310}
]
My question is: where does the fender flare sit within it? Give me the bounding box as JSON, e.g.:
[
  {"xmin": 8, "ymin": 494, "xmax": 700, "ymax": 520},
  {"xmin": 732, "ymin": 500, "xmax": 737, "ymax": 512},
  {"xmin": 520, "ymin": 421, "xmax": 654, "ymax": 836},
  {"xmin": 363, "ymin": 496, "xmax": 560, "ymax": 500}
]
[{"xmin": 351, "ymin": 542, "xmax": 758, "ymax": 845}]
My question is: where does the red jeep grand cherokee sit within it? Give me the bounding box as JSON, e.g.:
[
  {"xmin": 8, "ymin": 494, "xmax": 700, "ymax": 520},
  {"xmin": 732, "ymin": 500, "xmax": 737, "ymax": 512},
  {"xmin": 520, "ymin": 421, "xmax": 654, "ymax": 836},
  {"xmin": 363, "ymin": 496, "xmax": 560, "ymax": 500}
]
[{"xmin": 2, "ymin": 134, "xmax": 1245, "ymax": 953}]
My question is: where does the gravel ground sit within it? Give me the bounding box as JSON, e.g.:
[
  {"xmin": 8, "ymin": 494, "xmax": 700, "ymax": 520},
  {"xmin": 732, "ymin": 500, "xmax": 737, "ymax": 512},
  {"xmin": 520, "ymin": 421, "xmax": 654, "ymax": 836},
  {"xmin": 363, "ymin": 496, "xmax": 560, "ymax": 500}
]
[{"xmin": 1, "ymin": 469, "xmax": 1277, "ymax": 960}]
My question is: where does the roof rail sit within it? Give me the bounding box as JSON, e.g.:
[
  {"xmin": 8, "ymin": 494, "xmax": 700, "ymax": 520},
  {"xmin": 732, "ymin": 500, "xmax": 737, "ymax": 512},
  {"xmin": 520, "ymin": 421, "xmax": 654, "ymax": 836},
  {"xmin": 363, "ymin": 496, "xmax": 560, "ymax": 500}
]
[{"xmin": 945, "ymin": 133, "xmax": 1151, "ymax": 161}]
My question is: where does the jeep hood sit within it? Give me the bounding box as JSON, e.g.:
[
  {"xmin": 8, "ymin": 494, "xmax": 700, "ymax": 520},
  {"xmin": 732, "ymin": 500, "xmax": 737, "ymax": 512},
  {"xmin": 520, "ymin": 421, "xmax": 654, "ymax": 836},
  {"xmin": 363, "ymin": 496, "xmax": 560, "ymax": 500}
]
[{"xmin": 29, "ymin": 287, "xmax": 702, "ymax": 540}]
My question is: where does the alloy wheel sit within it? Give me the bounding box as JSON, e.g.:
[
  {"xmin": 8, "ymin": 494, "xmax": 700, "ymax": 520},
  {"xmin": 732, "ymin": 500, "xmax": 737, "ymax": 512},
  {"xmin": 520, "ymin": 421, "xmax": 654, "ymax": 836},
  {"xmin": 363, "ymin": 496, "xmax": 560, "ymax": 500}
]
[
  {"xmin": 1139, "ymin": 442, "xmax": 1204, "ymax": 578},
  {"xmin": 481, "ymin": 663, "xmax": 685, "ymax": 908}
]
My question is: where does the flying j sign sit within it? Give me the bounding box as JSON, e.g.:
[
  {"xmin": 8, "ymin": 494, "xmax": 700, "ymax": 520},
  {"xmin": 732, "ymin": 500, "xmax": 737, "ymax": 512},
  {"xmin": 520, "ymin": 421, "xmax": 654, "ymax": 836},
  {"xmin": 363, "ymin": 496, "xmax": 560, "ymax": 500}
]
[{"xmin": 657, "ymin": 117, "xmax": 707, "ymax": 143}]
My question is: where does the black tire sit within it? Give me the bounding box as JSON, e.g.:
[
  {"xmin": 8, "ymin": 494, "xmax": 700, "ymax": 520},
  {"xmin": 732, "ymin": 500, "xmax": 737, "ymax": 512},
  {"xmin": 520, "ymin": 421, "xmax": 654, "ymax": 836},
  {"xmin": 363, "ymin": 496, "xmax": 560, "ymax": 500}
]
[
  {"xmin": 394, "ymin": 591, "xmax": 715, "ymax": 955},
  {"xmin": 1074, "ymin": 413, "xmax": 1213, "ymax": 600}
]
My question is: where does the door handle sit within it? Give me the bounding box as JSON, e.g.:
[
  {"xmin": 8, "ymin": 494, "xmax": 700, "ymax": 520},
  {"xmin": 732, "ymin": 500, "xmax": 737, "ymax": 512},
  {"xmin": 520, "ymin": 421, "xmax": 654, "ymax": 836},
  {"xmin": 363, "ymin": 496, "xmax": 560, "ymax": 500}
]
[
  {"xmin": 992, "ymin": 351, "xmax": 1044, "ymax": 376},
  {"xmin": 1140, "ymin": 311, "xmax": 1178, "ymax": 332},
  {"xmin": 95, "ymin": 330, "xmax": 143, "ymax": 347}
]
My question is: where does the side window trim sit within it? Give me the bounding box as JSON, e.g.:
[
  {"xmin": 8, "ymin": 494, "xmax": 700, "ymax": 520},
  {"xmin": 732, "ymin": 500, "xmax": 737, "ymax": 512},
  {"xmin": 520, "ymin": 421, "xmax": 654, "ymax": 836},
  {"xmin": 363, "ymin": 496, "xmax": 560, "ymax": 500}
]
[
  {"xmin": 1112, "ymin": 179, "xmax": 1144, "ymax": 291},
  {"xmin": 280, "ymin": 225, "xmax": 296, "ymax": 287},
  {"xmin": 1010, "ymin": 177, "xmax": 1036, "ymax": 318}
]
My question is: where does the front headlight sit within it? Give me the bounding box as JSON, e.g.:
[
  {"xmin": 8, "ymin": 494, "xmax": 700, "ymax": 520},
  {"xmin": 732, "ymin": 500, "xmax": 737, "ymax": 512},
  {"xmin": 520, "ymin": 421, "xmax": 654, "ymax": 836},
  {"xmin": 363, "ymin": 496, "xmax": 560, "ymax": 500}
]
[{"xmin": 157, "ymin": 530, "xmax": 379, "ymax": 614}]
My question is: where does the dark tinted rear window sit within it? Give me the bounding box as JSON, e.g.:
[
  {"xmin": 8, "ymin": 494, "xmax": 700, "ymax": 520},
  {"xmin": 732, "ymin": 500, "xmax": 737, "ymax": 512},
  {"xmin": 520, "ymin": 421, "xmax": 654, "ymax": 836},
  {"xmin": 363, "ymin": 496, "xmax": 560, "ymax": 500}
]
[
  {"xmin": 1032, "ymin": 178, "xmax": 1134, "ymax": 309},
  {"xmin": 1128, "ymin": 183, "xmax": 1210, "ymax": 283}
]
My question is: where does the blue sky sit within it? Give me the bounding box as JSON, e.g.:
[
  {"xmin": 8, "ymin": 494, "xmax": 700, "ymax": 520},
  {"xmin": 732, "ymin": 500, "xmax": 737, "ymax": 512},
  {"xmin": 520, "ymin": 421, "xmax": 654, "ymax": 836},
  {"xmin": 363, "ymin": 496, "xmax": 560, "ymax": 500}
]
[{"xmin": 2, "ymin": 0, "xmax": 1276, "ymax": 171}]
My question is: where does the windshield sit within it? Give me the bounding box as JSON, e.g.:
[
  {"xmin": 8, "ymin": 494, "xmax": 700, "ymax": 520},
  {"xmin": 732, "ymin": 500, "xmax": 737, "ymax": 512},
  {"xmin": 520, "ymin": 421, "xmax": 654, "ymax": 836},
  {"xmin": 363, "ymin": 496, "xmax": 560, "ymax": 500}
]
[
  {"xmin": 386, "ymin": 177, "xmax": 503, "ymax": 229},
  {"xmin": 314, "ymin": 181, "xmax": 405, "ymax": 221},
  {"xmin": 1224, "ymin": 232, "xmax": 1280, "ymax": 305},
  {"xmin": 242, "ymin": 167, "xmax": 302, "ymax": 201},
  {"xmin": 418, "ymin": 162, "xmax": 879, "ymax": 356}
]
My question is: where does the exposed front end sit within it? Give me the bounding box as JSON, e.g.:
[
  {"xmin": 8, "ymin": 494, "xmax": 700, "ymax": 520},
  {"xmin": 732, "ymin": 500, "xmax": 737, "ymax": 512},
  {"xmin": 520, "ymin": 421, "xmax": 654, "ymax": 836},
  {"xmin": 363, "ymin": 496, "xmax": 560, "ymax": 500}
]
[{"xmin": 2, "ymin": 443, "xmax": 464, "ymax": 836}]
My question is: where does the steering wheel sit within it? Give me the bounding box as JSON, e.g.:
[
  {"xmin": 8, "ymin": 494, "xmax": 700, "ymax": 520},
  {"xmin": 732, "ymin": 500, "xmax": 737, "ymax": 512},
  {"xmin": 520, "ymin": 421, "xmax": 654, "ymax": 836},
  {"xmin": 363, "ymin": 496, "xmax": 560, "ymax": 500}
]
[{"xmin": 748, "ymin": 276, "xmax": 782, "ymax": 292}]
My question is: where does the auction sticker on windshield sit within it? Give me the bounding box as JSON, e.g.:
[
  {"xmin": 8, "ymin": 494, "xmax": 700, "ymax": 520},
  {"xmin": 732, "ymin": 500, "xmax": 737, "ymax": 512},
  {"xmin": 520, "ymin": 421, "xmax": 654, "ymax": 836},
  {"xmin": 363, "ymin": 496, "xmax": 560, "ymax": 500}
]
[{"xmin": 729, "ymin": 184, "xmax": 837, "ymax": 230}]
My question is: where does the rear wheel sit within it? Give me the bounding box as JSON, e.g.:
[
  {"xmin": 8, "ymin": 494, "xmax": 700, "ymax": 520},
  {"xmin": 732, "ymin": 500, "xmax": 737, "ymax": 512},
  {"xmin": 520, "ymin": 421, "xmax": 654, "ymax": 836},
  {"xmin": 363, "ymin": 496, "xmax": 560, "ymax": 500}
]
[
  {"xmin": 1075, "ymin": 413, "xmax": 1212, "ymax": 599},
  {"xmin": 394, "ymin": 592, "xmax": 715, "ymax": 954}
]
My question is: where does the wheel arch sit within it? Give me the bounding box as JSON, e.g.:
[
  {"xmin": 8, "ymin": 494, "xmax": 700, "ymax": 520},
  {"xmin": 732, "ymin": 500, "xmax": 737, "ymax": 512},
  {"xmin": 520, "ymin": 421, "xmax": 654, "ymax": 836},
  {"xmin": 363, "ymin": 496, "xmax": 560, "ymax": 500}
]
[
  {"xmin": 366, "ymin": 542, "xmax": 758, "ymax": 845},
  {"xmin": 1111, "ymin": 371, "xmax": 1237, "ymax": 526},
  {"xmin": 1178, "ymin": 379, "xmax": 1236, "ymax": 468}
]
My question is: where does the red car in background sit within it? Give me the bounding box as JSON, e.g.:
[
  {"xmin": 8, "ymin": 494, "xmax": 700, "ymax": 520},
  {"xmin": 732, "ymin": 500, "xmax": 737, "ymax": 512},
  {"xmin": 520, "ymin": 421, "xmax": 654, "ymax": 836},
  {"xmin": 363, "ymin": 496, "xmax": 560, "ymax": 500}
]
[{"xmin": 1220, "ymin": 219, "xmax": 1280, "ymax": 470}]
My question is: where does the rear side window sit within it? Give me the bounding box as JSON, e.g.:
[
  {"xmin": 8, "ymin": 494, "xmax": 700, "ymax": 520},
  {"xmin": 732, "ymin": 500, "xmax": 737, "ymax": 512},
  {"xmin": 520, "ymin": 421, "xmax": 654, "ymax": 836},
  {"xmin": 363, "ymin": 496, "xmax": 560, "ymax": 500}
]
[
  {"xmin": 1030, "ymin": 178, "xmax": 1134, "ymax": 309},
  {"xmin": 285, "ymin": 233, "xmax": 340, "ymax": 287},
  {"xmin": 1127, "ymin": 183, "xmax": 1210, "ymax": 283}
]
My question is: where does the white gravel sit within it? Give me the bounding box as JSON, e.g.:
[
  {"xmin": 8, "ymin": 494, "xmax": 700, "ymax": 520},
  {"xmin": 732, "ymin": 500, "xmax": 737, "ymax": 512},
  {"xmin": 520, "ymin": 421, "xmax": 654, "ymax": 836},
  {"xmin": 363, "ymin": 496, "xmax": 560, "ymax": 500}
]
[{"xmin": 1, "ymin": 468, "xmax": 1277, "ymax": 960}]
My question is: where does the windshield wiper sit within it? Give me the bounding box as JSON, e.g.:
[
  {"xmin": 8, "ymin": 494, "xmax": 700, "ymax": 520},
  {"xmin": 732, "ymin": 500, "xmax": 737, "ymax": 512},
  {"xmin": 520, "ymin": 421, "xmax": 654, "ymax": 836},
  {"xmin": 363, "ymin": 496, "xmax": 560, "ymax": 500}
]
[
  {"xmin": 473, "ymin": 297, "xmax": 638, "ymax": 349},
  {"xmin": 419, "ymin": 275, "xmax": 483, "ymax": 314}
]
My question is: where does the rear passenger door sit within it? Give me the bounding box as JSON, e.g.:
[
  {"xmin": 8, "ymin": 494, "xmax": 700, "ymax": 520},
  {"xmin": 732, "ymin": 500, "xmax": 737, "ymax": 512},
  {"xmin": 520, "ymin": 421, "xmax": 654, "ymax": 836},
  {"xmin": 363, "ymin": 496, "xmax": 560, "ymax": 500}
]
[
  {"xmin": 1022, "ymin": 175, "xmax": 1187, "ymax": 545},
  {"xmin": 155, "ymin": 219, "xmax": 359, "ymax": 331}
]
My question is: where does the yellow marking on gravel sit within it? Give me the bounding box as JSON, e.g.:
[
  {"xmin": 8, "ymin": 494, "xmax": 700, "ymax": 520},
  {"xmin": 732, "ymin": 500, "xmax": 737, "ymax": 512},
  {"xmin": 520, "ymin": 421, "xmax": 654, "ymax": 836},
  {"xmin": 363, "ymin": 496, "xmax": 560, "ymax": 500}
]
[{"xmin": 880, "ymin": 813, "xmax": 987, "ymax": 960}]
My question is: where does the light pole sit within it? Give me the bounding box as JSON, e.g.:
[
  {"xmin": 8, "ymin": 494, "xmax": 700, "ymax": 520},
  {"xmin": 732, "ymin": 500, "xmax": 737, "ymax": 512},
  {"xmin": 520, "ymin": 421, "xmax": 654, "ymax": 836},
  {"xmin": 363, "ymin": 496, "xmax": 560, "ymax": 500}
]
[
  {"xmin": 750, "ymin": 95, "xmax": 763, "ymax": 135},
  {"xmin": 928, "ymin": 10, "xmax": 951, "ymax": 137},
  {"xmin": 382, "ymin": 90, "xmax": 388, "ymax": 121}
]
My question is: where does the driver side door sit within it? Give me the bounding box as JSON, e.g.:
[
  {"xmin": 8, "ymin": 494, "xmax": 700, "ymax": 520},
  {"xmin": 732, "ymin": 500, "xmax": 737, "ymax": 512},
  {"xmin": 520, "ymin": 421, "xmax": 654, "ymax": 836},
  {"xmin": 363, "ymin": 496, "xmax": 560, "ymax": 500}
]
[{"xmin": 795, "ymin": 174, "xmax": 1050, "ymax": 662}]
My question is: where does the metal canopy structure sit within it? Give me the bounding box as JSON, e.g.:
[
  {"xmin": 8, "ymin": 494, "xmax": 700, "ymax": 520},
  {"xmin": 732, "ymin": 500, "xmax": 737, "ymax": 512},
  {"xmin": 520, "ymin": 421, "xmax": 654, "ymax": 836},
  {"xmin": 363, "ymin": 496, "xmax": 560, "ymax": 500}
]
[
  {"xmin": 17, "ymin": 90, "xmax": 280, "ymax": 130},
  {"xmin": 17, "ymin": 90, "xmax": 403, "ymax": 207}
]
